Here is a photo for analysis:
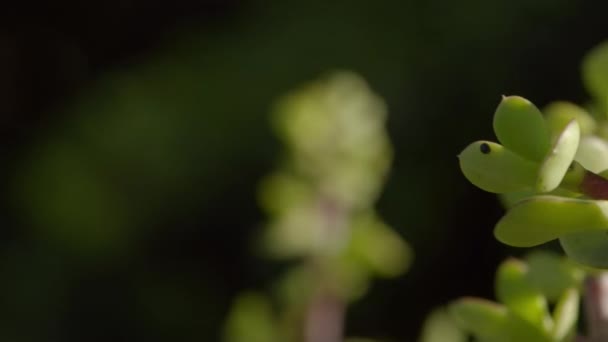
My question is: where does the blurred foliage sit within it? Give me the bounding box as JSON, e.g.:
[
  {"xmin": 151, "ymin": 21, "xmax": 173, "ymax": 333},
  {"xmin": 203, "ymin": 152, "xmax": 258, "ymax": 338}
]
[
  {"xmin": 224, "ymin": 71, "xmax": 410, "ymax": 342},
  {"xmin": 419, "ymin": 308, "xmax": 467, "ymax": 342},
  {"xmin": 422, "ymin": 251, "xmax": 584, "ymax": 342}
]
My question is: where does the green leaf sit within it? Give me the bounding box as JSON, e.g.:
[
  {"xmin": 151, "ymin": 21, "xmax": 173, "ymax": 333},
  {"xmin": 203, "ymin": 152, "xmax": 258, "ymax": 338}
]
[
  {"xmin": 551, "ymin": 288, "xmax": 580, "ymax": 341},
  {"xmin": 537, "ymin": 120, "xmax": 581, "ymax": 192},
  {"xmin": 419, "ymin": 308, "xmax": 467, "ymax": 342},
  {"xmin": 494, "ymin": 196, "xmax": 608, "ymax": 247},
  {"xmin": 449, "ymin": 298, "xmax": 509, "ymax": 338},
  {"xmin": 499, "ymin": 188, "xmax": 579, "ymax": 209},
  {"xmin": 348, "ymin": 214, "xmax": 412, "ymax": 278},
  {"xmin": 449, "ymin": 298, "xmax": 550, "ymax": 342},
  {"xmin": 525, "ymin": 251, "xmax": 584, "ymax": 302},
  {"xmin": 495, "ymin": 258, "xmax": 551, "ymax": 331},
  {"xmin": 582, "ymin": 41, "xmax": 608, "ymax": 111},
  {"xmin": 458, "ymin": 141, "xmax": 538, "ymax": 193},
  {"xmin": 575, "ymin": 136, "xmax": 608, "ymax": 173},
  {"xmin": 223, "ymin": 293, "xmax": 279, "ymax": 342},
  {"xmin": 493, "ymin": 96, "xmax": 551, "ymax": 162},
  {"xmin": 544, "ymin": 101, "xmax": 596, "ymax": 139},
  {"xmin": 560, "ymin": 230, "xmax": 608, "ymax": 269}
]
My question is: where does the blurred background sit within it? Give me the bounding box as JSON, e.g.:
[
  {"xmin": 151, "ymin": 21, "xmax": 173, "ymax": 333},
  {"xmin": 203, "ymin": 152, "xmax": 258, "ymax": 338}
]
[{"xmin": 2, "ymin": 1, "xmax": 608, "ymax": 341}]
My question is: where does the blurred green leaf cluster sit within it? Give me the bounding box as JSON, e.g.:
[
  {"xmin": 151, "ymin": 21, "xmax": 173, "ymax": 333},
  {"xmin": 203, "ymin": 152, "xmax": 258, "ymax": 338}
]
[
  {"xmin": 421, "ymin": 251, "xmax": 584, "ymax": 342},
  {"xmin": 224, "ymin": 71, "xmax": 411, "ymax": 342}
]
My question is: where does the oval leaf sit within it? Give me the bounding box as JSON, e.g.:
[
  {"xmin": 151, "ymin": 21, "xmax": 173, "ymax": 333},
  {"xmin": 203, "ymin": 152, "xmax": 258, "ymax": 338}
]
[
  {"xmin": 493, "ymin": 96, "xmax": 550, "ymax": 162},
  {"xmin": 537, "ymin": 120, "xmax": 580, "ymax": 192},
  {"xmin": 575, "ymin": 136, "xmax": 608, "ymax": 173},
  {"xmin": 449, "ymin": 298, "xmax": 550, "ymax": 342},
  {"xmin": 496, "ymin": 258, "xmax": 551, "ymax": 331},
  {"xmin": 560, "ymin": 231, "xmax": 608, "ymax": 269},
  {"xmin": 458, "ymin": 141, "xmax": 538, "ymax": 193},
  {"xmin": 525, "ymin": 251, "xmax": 584, "ymax": 302},
  {"xmin": 551, "ymin": 288, "xmax": 579, "ymax": 341},
  {"xmin": 582, "ymin": 41, "xmax": 608, "ymax": 110},
  {"xmin": 544, "ymin": 101, "xmax": 596, "ymax": 139},
  {"xmin": 449, "ymin": 298, "xmax": 509, "ymax": 338},
  {"xmin": 495, "ymin": 196, "xmax": 608, "ymax": 247}
]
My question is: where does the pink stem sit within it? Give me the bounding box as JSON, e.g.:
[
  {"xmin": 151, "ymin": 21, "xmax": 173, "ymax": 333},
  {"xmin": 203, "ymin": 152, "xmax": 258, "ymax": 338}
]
[
  {"xmin": 580, "ymin": 274, "xmax": 608, "ymax": 341},
  {"xmin": 303, "ymin": 196, "xmax": 349, "ymax": 342}
]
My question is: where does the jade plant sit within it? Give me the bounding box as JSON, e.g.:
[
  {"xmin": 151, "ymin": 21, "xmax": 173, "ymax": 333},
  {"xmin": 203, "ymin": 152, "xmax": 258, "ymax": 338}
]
[
  {"xmin": 455, "ymin": 41, "xmax": 608, "ymax": 269},
  {"xmin": 458, "ymin": 93, "xmax": 608, "ymax": 268},
  {"xmin": 223, "ymin": 71, "xmax": 411, "ymax": 342},
  {"xmin": 421, "ymin": 251, "xmax": 585, "ymax": 342},
  {"xmin": 423, "ymin": 41, "xmax": 608, "ymax": 342}
]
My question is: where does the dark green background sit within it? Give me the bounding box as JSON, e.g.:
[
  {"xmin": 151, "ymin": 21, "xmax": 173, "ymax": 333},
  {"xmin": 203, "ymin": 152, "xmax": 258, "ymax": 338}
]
[{"xmin": 1, "ymin": 1, "xmax": 606, "ymax": 341}]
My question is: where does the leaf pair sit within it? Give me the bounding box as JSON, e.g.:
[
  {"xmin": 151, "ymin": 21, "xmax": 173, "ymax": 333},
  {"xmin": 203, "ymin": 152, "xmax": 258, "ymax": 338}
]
[
  {"xmin": 446, "ymin": 254, "xmax": 582, "ymax": 342},
  {"xmin": 459, "ymin": 96, "xmax": 581, "ymax": 195}
]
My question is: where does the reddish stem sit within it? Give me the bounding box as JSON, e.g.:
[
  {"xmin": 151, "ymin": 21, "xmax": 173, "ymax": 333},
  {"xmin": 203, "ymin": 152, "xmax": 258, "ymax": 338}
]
[
  {"xmin": 304, "ymin": 285, "xmax": 345, "ymax": 342},
  {"xmin": 579, "ymin": 274, "xmax": 608, "ymax": 341},
  {"xmin": 303, "ymin": 196, "xmax": 349, "ymax": 342},
  {"xmin": 580, "ymin": 172, "xmax": 608, "ymax": 200}
]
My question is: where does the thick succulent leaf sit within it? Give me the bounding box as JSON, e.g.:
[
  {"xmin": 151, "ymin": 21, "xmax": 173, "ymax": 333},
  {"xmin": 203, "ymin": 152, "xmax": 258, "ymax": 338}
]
[
  {"xmin": 575, "ymin": 135, "xmax": 608, "ymax": 173},
  {"xmin": 551, "ymin": 288, "xmax": 580, "ymax": 341},
  {"xmin": 223, "ymin": 293, "xmax": 279, "ymax": 342},
  {"xmin": 458, "ymin": 141, "xmax": 538, "ymax": 193},
  {"xmin": 449, "ymin": 298, "xmax": 550, "ymax": 342},
  {"xmin": 419, "ymin": 308, "xmax": 467, "ymax": 342},
  {"xmin": 560, "ymin": 230, "xmax": 608, "ymax": 269},
  {"xmin": 499, "ymin": 188, "xmax": 579, "ymax": 209},
  {"xmin": 544, "ymin": 101, "xmax": 596, "ymax": 139},
  {"xmin": 525, "ymin": 251, "xmax": 584, "ymax": 302},
  {"xmin": 494, "ymin": 196, "xmax": 608, "ymax": 247},
  {"xmin": 493, "ymin": 96, "xmax": 551, "ymax": 162},
  {"xmin": 495, "ymin": 258, "xmax": 551, "ymax": 331},
  {"xmin": 449, "ymin": 298, "xmax": 509, "ymax": 338},
  {"xmin": 537, "ymin": 120, "xmax": 580, "ymax": 192},
  {"xmin": 582, "ymin": 41, "xmax": 608, "ymax": 111}
]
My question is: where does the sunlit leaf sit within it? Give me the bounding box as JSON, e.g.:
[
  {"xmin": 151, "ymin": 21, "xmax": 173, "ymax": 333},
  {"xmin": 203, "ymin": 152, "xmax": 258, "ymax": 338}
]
[
  {"xmin": 537, "ymin": 120, "xmax": 580, "ymax": 192},
  {"xmin": 575, "ymin": 136, "xmax": 608, "ymax": 173},
  {"xmin": 458, "ymin": 141, "xmax": 538, "ymax": 193},
  {"xmin": 493, "ymin": 95, "xmax": 550, "ymax": 162},
  {"xmin": 494, "ymin": 196, "xmax": 608, "ymax": 247},
  {"xmin": 551, "ymin": 288, "xmax": 579, "ymax": 341},
  {"xmin": 544, "ymin": 101, "xmax": 596, "ymax": 139}
]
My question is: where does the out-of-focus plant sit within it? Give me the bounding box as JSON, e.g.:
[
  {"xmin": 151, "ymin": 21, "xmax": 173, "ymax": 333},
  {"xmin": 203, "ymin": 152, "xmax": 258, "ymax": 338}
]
[
  {"xmin": 421, "ymin": 251, "xmax": 584, "ymax": 342},
  {"xmin": 223, "ymin": 71, "xmax": 412, "ymax": 342}
]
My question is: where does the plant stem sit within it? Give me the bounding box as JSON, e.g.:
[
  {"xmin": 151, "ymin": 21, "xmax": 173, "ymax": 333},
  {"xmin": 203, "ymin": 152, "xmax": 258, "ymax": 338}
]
[
  {"xmin": 303, "ymin": 195, "xmax": 349, "ymax": 342},
  {"xmin": 304, "ymin": 282, "xmax": 346, "ymax": 342},
  {"xmin": 580, "ymin": 172, "xmax": 608, "ymax": 200},
  {"xmin": 578, "ymin": 273, "xmax": 608, "ymax": 341}
]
